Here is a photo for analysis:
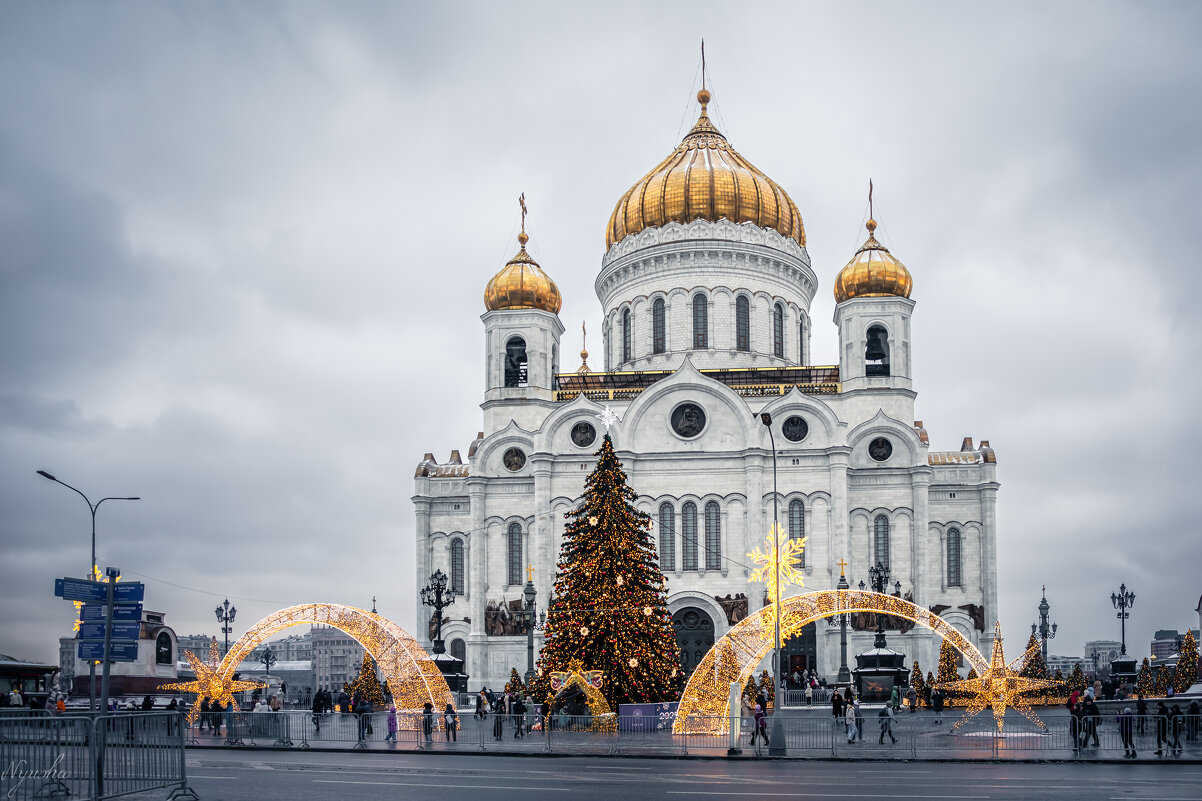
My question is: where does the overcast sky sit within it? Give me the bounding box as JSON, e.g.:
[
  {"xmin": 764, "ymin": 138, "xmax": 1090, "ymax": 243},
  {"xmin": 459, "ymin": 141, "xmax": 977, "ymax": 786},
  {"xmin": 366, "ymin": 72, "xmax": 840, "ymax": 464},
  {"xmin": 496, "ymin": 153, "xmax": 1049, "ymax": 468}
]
[{"xmin": 2, "ymin": 2, "xmax": 1200, "ymax": 668}]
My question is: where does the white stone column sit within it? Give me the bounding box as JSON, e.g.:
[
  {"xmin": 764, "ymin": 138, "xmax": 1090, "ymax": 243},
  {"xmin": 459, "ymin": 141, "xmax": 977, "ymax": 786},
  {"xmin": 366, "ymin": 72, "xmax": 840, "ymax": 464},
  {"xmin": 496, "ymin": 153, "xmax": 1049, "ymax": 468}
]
[
  {"xmin": 910, "ymin": 468, "xmax": 931, "ymax": 606},
  {"xmin": 466, "ymin": 479, "xmax": 487, "ymax": 684},
  {"xmin": 746, "ymin": 457, "xmax": 765, "ymax": 585},
  {"xmin": 414, "ymin": 498, "xmax": 432, "ymax": 643},
  {"xmin": 980, "ymin": 482, "xmax": 1000, "ymax": 648},
  {"xmin": 532, "ymin": 457, "xmax": 553, "ymax": 608},
  {"xmin": 830, "ymin": 451, "xmax": 850, "ymax": 579}
]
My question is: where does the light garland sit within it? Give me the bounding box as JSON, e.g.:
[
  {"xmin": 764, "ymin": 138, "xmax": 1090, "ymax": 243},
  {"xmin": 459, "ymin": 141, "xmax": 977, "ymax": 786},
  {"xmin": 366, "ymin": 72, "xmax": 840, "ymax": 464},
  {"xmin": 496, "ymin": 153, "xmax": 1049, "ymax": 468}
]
[
  {"xmin": 674, "ymin": 588, "xmax": 991, "ymax": 734},
  {"xmin": 747, "ymin": 523, "xmax": 806, "ymax": 628},
  {"xmin": 933, "ymin": 622, "xmax": 1058, "ymax": 733}
]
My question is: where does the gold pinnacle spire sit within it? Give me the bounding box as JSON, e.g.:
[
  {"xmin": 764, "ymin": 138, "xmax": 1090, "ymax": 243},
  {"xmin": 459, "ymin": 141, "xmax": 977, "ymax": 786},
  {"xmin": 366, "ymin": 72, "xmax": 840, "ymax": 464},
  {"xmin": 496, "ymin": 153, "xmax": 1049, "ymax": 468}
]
[
  {"xmin": 577, "ymin": 321, "xmax": 591, "ymax": 374},
  {"xmin": 518, "ymin": 192, "xmax": 529, "ymax": 247},
  {"xmin": 867, "ymin": 178, "xmax": 876, "ymax": 233}
]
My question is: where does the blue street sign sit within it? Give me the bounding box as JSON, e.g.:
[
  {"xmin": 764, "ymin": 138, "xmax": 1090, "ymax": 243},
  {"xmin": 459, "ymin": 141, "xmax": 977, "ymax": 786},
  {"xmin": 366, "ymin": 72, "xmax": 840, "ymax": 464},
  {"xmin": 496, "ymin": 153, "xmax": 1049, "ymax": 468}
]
[
  {"xmin": 78, "ymin": 622, "xmax": 140, "ymax": 641},
  {"xmin": 77, "ymin": 641, "xmax": 139, "ymax": 662},
  {"xmin": 112, "ymin": 583, "xmax": 144, "ymax": 603},
  {"xmin": 55, "ymin": 578, "xmax": 106, "ymax": 602},
  {"xmin": 80, "ymin": 604, "xmax": 142, "ymax": 622}
]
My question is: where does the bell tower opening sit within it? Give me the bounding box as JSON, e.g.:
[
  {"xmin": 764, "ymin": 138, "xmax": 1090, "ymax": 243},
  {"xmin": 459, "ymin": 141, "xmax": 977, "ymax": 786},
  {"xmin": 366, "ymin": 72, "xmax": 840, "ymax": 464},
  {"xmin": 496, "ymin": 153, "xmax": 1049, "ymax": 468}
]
[
  {"xmin": 504, "ymin": 336, "xmax": 528, "ymax": 387},
  {"xmin": 865, "ymin": 325, "xmax": 890, "ymax": 376}
]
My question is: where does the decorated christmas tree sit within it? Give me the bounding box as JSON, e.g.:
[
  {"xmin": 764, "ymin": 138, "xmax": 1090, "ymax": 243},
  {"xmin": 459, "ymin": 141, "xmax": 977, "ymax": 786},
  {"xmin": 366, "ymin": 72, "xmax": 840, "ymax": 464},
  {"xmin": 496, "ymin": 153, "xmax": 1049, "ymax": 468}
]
[
  {"xmin": 1053, "ymin": 668, "xmax": 1064, "ymax": 683},
  {"xmin": 716, "ymin": 641, "xmax": 738, "ymax": 692},
  {"xmin": 1135, "ymin": 658, "xmax": 1153, "ymax": 696},
  {"xmin": 535, "ymin": 433, "xmax": 682, "ymax": 708},
  {"xmin": 758, "ymin": 670, "xmax": 775, "ymax": 709},
  {"xmin": 937, "ymin": 639, "xmax": 961, "ymax": 684},
  {"xmin": 1154, "ymin": 662, "xmax": 1172, "ymax": 696},
  {"xmin": 1067, "ymin": 662, "xmax": 1087, "ymax": 693},
  {"xmin": 505, "ymin": 668, "xmax": 524, "ymax": 695},
  {"xmin": 966, "ymin": 666, "xmax": 979, "ymax": 681},
  {"xmin": 1020, "ymin": 634, "xmax": 1049, "ymax": 679},
  {"xmin": 910, "ymin": 660, "xmax": 925, "ymax": 707},
  {"xmin": 742, "ymin": 675, "xmax": 759, "ymax": 707},
  {"xmin": 1173, "ymin": 631, "xmax": 1198, "ymax": 694},
  {"xmin": 344, "ymin": 653, "xmax": 385, "ymax": 706}
]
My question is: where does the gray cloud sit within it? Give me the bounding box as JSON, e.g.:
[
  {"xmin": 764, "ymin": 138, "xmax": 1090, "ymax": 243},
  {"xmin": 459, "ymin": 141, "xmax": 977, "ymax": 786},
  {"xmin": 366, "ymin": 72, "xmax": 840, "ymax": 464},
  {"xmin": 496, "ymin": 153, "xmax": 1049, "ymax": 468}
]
[{"xmin": 1, "ymin": 1, "xmax": 1199, "ymax": 670}]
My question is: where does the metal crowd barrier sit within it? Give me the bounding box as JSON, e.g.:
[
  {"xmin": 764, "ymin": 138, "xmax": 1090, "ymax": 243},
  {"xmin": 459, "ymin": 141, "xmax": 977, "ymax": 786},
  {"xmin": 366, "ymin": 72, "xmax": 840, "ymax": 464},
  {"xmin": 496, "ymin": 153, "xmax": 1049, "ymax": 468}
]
[{"xmin": 0, "ymin": 711, "xmax": 195, "ymax": 801}]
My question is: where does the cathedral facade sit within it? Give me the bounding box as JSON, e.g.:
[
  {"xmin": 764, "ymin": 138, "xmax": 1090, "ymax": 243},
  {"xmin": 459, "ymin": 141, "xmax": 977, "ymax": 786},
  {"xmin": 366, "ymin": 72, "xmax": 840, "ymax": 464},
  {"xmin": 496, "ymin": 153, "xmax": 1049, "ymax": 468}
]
[{"xmin": 413, "ymin": 87, "xmax": 999, "ymax": 691}]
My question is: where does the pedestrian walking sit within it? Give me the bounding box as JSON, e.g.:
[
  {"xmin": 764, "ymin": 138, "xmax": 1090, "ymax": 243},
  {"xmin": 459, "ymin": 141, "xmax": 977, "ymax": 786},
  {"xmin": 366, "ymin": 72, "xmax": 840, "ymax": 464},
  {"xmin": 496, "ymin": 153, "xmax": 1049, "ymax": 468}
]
[
  {"xmin": 476, "ymin": 688, "xmax": 486, "ymax": 720},
  {"xmin": 1117, "ymin": 707, "xmax": 1136, "ymax": 758},
  {"xmin": 385, "ymin": 705, "xmax": 397, "ymax": 742},
  {"xmin": 311, "ymin": 691, "xmax": 323, "ymax": 733},
  {"xmin": 422, "ymin": 702, "xmax": 435, "ymax": 744},
  {"xmin": 1136, "ymin": 693, "xmax": 1148, "ymax": 735},
  {"xmin": 878, "ymin": 705, "xmax": 897, "ymax": 744},
  {"xmin": 932, "ymin": 688, "xmax": 945, "ymax": 725},
  {"xmin": 750, "ymin": 703, "xmax": 769, "ymax": 749},
  {"xmin": 844, "ymin": 703, "xmax": 858, "ymax": 744},
  {"xmin": 1169, "ymin": 704, "xmax": 1183, "ymax": 754},
  {"xmin": 853, "ymin": 698, "xmax": 864, "ymax": 742},
  {"xmin": 492, "ymin": 696, "xmax": 504, "ymax": 740},
  {"xmin": 512, "ymin": 695, "xmax": 526, "ymax": 738},
  {"xmin": 445, "ymin": 703, "xmax": 458, "ymax": 742},
  {"xmin": 805, "ymin": 683, "xmax": 812, "ymax": 707},
  {"xmin": 906, "ymin": 685, "xmax": 917, "ymax": 714},
  {"xmin": 890, "ymin": 685, "xmax": 900, "ymax": 713},
  {"xmin": 1082, "ymin": 698, "xmax": 1100, "ymax": 747},
  {"xmin": 832, "ymin": 691, "xmax": 843, "ymax": 722},
  {"xmin": 1155, "ymin": 701, "xmax": 1169, "ymax": 755}
]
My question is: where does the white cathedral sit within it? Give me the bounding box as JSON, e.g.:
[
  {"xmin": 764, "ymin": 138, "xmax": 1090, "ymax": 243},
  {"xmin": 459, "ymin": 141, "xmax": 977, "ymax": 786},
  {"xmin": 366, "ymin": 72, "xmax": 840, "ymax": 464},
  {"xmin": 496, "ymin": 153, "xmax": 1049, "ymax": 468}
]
[{"xmin": 413, "ymin": 86, "xmax": 999, "ymax": 691}]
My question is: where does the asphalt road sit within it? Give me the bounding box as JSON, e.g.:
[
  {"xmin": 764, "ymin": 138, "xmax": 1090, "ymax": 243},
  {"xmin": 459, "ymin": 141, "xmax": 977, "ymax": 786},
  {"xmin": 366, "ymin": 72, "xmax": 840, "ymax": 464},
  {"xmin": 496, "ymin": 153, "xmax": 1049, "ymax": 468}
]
[{"xmin": 186, "ymin": 750, "xmax": 1202, "ymax": 801}]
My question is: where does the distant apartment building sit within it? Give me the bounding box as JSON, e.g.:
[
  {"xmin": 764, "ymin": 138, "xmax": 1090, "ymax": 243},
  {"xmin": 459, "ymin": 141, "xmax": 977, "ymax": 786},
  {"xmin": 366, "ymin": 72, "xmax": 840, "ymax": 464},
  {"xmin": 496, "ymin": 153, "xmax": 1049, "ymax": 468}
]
[
  {"xmin": 1151, "ymin": 629, "xmax": 1200, "ymax": 661},
  {"xmin": 1047, "ymin": 654, "xmax": 1085, "ymax": 676},
  {"xmin": 1083, "ymin": 640, "xmax": 1123, "ymax": 673},
  {"xmin": 311, "ymin": 625, "xmax": 364, "ymax": 692}
]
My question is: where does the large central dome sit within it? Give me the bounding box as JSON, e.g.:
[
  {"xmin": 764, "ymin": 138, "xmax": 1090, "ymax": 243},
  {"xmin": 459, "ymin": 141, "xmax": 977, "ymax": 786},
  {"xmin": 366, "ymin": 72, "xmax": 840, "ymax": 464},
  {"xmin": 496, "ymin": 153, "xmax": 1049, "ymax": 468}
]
[{"xmin": 605, "ymin": 89, "xmax": 806, "ymax": 250}]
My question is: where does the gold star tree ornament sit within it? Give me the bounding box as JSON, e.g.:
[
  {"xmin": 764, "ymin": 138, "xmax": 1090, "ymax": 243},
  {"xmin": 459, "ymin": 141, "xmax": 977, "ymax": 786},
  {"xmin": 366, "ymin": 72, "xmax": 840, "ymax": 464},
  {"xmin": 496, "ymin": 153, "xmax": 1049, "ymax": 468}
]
[
  {"xmin": 747, "ymin": 523, "xmax": 806, "ymax": 626},
  {"xmin": 933, "ymin": 622, "xmax": 1059, "ymax": 733},
  {"xmin": 158, "ymin": 638, "xmax": 265, "ymax": 725}
]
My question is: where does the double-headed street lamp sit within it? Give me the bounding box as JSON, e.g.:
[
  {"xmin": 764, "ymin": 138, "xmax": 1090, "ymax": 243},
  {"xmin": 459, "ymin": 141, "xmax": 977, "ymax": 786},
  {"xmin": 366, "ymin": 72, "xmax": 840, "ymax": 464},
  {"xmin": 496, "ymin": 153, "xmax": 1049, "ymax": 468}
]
[
  {"xmin": 420, "ymin": 569, "xmax": 454, "ymax": 655},
  {"xmin": 215, "ymin": 599, "xmax": 237, "ymax": 657},
  {"xmin": 1111, "ymin": 583, "xmax": 1135, "ymax": 655},
  {"xmin": 36, "ymin": 470, "xmax": 140, "ymax": 712}
]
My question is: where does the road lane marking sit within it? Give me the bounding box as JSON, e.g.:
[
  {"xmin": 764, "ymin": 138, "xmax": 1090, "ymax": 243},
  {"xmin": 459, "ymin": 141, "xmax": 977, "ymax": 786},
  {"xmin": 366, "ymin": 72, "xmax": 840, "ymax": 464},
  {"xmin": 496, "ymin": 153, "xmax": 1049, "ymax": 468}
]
[
  {"xmin": 667, "ymin": 793, "xmax": 988, "ymax": 799},
  {"xmin": 315, "ymin": 779, "xmax": 573, "ymax": 790}
]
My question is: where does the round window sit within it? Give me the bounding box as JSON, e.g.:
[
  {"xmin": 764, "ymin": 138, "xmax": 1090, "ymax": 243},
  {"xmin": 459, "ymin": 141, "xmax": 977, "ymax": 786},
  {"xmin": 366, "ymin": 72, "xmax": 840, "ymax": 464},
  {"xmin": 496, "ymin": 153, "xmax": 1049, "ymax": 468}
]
[
  {"xmin": 670, "ymin": 403, "xmax": 707, "ymax": 438},
  {"xmin": 503, "ymin": 447, "xmax": 527, "ymax": 471},
  {"xmin": 868, "ymin": 437, "xmax": 893, "ymax": 462},
  {"xmin": 571, "ymin": 422, "xmax": 597, "ymax": 448},
  {"xmin": 782, "ymin": 415, "xmax": 809, "ymax": 442}
]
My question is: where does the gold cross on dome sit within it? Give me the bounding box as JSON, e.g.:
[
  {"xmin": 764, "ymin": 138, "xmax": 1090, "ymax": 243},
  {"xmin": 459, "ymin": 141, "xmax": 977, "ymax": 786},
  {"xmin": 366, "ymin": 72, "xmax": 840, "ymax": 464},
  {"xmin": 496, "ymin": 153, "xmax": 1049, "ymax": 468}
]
[
  {"xmin": 526, "ymin": 564, "xmax": 535, "ymax": 582},
  {"xmin": 519, "ymin": 193, "xmax": 527, "ymax": 235},
  {"xmin": 836, "ymin": 558, "xmax": 848, "ymax": 576}
]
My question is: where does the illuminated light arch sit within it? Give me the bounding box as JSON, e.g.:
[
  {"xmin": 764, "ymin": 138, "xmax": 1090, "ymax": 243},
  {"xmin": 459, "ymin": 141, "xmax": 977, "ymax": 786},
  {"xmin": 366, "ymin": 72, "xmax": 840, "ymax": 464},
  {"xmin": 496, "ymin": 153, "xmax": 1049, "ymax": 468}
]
[
  {"xmin": 673, "ymin": 589, "xmax": 989, "ymax": 733},
  {"xmin": 221, "ymin": 603, "xmax": 454, "ymax": 718}
]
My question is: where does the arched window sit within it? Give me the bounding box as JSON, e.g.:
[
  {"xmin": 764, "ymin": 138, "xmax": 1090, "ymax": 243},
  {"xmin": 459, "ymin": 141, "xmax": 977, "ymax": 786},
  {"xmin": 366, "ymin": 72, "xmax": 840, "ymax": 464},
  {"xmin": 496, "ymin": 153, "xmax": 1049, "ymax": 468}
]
[
  {"xmin": 450, "ymin": 538, "xmax": 465, "ymax": 595},
  {"xmin": 622, "ymin": 308, "xmax": 632, "ymax": 363},
  {"xmin": 799, "ymin": 320, "xmax": 806, "ymax": 365},
  {"xmin": 681, "ymin": 502, "xmax": 698, "ymax": 571},
  {"xmin": 659, "ymin": 503, "xmax": 675, "ymax": 571},
  {"xmin": 735, "ymin": 295, "xmax": 750, "ymax": 351},
  {"xmin": 692, "ymin": 294, "xmax": 708, "ymax": 349},
  {"xmin": 865, "ymin": 325, "xmax": 890, "ymax": 376},
  {"xmin": 704, "ymin": 501, "xmax": 721, "ymax": 570},
  {"xmin": 873, "ymin": 514, "xmax": 890, "ymax": 569},
  {"xmin": 652, "ymin": 298, "xmax": 666, "ymax": 354},
  {"xmin": 789, "ymin": 499, "xmax": 806, "ymax": 568},
  {"xmin": 449, "ymin": 638, "xmax": 466, "ymax": 662},
  {"xmin": 507, "ymin": 522, "xmax": 523, "ymax": 586},
  {"xmin": 773, "ymin": 302, "xmax": 784, "ymax": 358},
  {"xmin": 946, "ymin": 527, "xmax": 962, "ymax": 588},
  {"xmin": 504, "ymin": 336, "xmax": 528, "ymax": 387}
]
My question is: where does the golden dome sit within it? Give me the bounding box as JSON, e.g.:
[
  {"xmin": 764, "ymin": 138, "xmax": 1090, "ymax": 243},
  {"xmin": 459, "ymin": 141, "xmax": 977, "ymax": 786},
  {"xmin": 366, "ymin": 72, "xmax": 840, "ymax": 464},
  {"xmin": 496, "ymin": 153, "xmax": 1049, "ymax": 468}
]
[
  {"xmin": 833, "ymin": 218, "xmax": 913, "ymax": 303},
  {"xmin": 484, "ymin": 225, "xmax": 562, "ymax": 314},
  {"xmin": 605, "ymin": 89, "xmax": 805, "ymax": 250}
]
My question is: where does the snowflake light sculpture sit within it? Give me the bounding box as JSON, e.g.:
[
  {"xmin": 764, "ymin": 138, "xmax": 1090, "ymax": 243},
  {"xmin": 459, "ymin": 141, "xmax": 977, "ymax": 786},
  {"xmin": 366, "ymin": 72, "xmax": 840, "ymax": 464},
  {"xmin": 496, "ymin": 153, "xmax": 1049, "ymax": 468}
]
[
  {"xmin": 933, "ymin": 621, "xmax": 1059, "ymax": 733},
  {"xmin": 747, "ymin": 523, "xmax": 806, "ymax": 627}
]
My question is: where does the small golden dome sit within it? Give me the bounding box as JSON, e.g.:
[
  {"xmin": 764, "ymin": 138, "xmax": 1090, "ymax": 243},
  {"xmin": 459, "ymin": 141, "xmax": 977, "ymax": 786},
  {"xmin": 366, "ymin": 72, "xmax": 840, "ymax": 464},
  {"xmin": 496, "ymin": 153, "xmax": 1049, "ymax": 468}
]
[
  {"xmin": 833, "ymin": 218, "xmax": 913, "ymax": 303},
  {"xmin": 605, "ymin": 88, "xmax": 805, "ymax": 250},
  {"xmin": 484, "ymin": 235, "xmax": 562, "ymax": 314}
]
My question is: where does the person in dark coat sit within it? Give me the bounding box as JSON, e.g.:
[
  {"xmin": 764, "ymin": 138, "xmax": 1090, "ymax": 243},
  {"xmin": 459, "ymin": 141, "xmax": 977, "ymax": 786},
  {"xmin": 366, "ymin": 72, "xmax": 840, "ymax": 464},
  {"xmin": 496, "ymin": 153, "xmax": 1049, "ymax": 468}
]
[
  {"xmin": 932, "ymin": 688, "xmax": 945, "ymax": 725},
  {"xmin": 141, "ymin": 695, "xmax": 153, "ymax": 711},
  {"xmin": 1117, "ymin": 707, "xmax": 1136, "ymax": 758},
  {"xmin": 1169, "ymin": 704, "xmax": 1183, "ymax": 754},
  {"xmin": 492, "ymin": 695, "xmax": 504, "ymax": 740},
  {"xmin": 311, "ymin": 690, "xmax": 324, "ymax": 733},
  {"xmin": 1136, "ymin": 693, "xmax": 1148, "ymax": 735},
  {"xmin": 1155, "ymin": 701, "xmax": 1169, "ymax": 755},
  {"xmin": 1082, "ymin": 698, "xmax": 1100, "ymax": 747},
  {"xmin": 1187, "ymin": 700, "xmax": 1200, "ymax": 742},
  {"xmin": 831, "ymin": 691, "xmax": 843, "ymax": 721}
]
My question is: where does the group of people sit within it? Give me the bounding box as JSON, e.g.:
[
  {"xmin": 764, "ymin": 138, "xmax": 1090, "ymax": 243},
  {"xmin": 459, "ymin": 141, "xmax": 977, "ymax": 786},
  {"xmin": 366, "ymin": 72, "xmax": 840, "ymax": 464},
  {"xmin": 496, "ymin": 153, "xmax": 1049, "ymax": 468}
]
[
  {"xmin": 476, "ymin": 687, "xmax": 538, "ymax": 740},
  {"xmin": 1101, "ymin": 690, "xmax": 1200, "ymax": 758},
  {"xmin": 420, "ymin": 701, "xmax": 460, "ymax": 743}
]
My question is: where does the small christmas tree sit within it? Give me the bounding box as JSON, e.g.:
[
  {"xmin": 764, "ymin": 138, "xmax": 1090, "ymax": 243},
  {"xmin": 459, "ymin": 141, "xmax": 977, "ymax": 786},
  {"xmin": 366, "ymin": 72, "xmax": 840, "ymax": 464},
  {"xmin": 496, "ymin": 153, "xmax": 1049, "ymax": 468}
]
[
  {"xmin": 937, "ymin": 639, "xmax": 961, "ymax": 684},
  {"xmin": 966, "ymin": 666, "xmax": 979, "ymax": 680},
  {"xmin": 1067, "ymin": 663, "xmax": 1087, "ymax": 693},
  {"xmin": 716, "ymin": 641, "xmax": 739, "ymax": 691},
  {"xmin": 758, "ymin": 670, "xmax": 775, "ymax": 710},
  {"xmin": 910, "ymin": 661, "xmax": 925, "ymax": 707},
  {"xmin": 1020, "ymin": 634, "xmax": 1048, "ymax": 679},
  {"xmin": 505, "ymin": 668, "xmax": 524, "ymax": 695},
  {"xmin": 1154, "ymin": 663, "xmax": 1172, "ymax": 696},
  {"xmin": 344, "ymin": 653, "xmax": 385, "ymax": 706},
  {"xmin": 1053, "ymin": 668, "xmax": 1064, "ymax": 683},
  {"xmin": 535, "ymin": 435, "xmax": 682, "ymax": 707},
  {"xmin": 1135, "ymin": 658, "xmax": 1153, "ymax": 696},
  {"xmin": 1174, "ymin": 632, "xmax": 1198, "ymax": 694},
  {"xmin": 742, "ymin": 675, "xmax": 759, "ymax": 707}
]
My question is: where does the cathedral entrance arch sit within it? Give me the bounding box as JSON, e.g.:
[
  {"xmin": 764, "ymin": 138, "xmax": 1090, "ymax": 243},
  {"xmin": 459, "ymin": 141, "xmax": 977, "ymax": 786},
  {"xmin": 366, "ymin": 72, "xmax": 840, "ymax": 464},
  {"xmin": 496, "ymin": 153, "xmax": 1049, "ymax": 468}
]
[
  {"xmin": 673, "ymin": 589, "xmax": 989, "ymax": 733},
  {"xmin": 672, "ymin": 607, "xmax": 715, "ymax": 678},
  {"xmin": 220, "ymin": 603, "xmax": 454, "ymax": 716}
]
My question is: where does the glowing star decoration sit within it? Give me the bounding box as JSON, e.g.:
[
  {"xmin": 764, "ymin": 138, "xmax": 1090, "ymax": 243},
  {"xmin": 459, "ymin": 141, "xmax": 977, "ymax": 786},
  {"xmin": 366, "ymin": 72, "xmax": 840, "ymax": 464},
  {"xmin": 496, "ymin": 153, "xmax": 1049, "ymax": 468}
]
[
  {"xmin": 158, "ymin": 642, "xmax": 266, "ymax": 725},
  {"xmin": 596, "ymin": 405, "xmax": 620, "ymax": 431},
  {"xmin": 629, "ymin": 658, "xmax": 638, "ymax": 668},
  {"xmin": 615, "ymin": 576, "xmax": 624, "ymax": 586},
  {"xmin": 643, "ymin": 606, "xmax": 653, "ymax": 616},
  {"xmin": 589, "ymin": 517, "xmax": 598, "ymax": 526},
  {"xmin": 747, "ymin": 523, "xmax": 806, "ymax": 626},
  {"xmin": 580, "ymin": 626, "xmax": 589, "ymax": 636},
  {"xmin": 933, "ymin": 621, "xmax": 1059, "ymax": 734}
]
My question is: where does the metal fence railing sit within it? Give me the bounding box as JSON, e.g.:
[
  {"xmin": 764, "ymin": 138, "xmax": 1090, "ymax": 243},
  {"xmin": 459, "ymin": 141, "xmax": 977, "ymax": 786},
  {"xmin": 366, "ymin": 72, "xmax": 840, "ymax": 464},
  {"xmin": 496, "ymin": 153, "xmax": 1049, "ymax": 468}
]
[{"xmin": 0, "ymin": 711, "xmax": 195, "ymax": 801}]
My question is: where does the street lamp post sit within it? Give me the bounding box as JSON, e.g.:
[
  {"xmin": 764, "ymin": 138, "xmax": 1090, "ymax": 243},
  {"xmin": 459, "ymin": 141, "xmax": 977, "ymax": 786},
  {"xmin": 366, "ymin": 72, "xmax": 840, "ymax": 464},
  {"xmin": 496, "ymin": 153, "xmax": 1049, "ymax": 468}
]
[
  {"xmin": 1111, "ymin": 584, "xmax": 1135, "ymax": 656},
  {"xmin": 828, "ymin": 560, "xmax": 852, "ymax": 684},
  {"xmin": 215, "ymin": 599, "xmax": 237, "ymax": 657},
  {"xmin": 36, "ymin": 470, "xmax": 139, "ymax": 712},
  {"xmin": 867, "ymin": 562, "xmax": 891, "ymax": 649},
  {"xmin": 520, "ymin": 567, "xmax": 543, "ymax": 685},
  {"xmin": 259, "ymin": 649, "xmax": 277, "ymax": 681},
  {"xmin": 756, "ymin": 412, "xmax": 785, "ymax": 756},
  {"xmin": 420, "ymin": 569, "xmax": 454, "ymax": 655},
  {"xmin": 1031, "ymin": 585, "xmax": 1057, "ymax": 664}
]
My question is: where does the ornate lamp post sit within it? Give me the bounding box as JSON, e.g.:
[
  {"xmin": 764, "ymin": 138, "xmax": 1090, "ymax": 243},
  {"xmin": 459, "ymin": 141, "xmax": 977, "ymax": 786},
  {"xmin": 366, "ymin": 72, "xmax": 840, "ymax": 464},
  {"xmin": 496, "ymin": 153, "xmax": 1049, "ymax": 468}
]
[
  {"xmin": 1111, "ymin": 584, "xmax": 1135, "ymax": 655},
  {"xmin": 259, "ymin": 648, "xmax": 277, "ymax": 677},
  {"xmin": 36, "ymin": 470, "xmax": 139, "ymax": 711},
  {"xmin": 1031, "ymin": 585, "xmax": 1057, "ymax": 663},
  {"xmin": 215, "ymin": 598, "xmax": 237, "ymax": 657},
  {"xmin": 867, "ymin": 561, "xmax": 892, "ymax": 649},
  {"xmin": 420, "ymin": 569, "xmax": 454, "ymax": 655},
  {"xmin": 520, "ymin": 566, "xmax": 544, "ymax": 684},
  {"xmin": 827, "ymin": 560, "xmax": 852, "ymax": 684}
]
